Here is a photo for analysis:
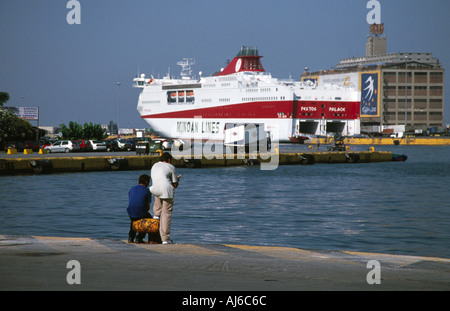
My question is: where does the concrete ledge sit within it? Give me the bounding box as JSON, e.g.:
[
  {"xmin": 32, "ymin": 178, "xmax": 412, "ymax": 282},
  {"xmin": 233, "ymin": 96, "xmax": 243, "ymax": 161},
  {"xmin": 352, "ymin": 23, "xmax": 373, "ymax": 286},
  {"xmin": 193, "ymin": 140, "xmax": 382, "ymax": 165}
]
[
  {"xmin": 0, "ymin": 151, "xmax": 396, "ymax": 175},
  {"xmin": 0, "ymin": 235, "xmax": 449, "ymax": 291},
  {"xmin": 309, "ymin": 136, "xmax": 450, "ymax": 146}
]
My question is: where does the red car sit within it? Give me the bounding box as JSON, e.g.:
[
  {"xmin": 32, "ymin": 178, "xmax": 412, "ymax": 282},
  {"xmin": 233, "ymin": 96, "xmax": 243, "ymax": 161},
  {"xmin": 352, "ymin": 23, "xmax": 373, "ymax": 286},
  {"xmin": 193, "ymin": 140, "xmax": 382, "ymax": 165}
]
[
  {"xmin": 74, "ymin": 140, "xmax": 93, "ymax": 152},
  {"xmin": 24, "ymin": 141, "xmax": 40, "ymax": 151}
]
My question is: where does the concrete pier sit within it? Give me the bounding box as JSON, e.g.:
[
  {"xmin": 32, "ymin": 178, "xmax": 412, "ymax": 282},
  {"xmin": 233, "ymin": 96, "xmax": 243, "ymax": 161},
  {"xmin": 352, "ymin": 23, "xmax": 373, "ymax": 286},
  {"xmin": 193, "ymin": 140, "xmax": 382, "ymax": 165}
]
[
  {"xmin": 1, "ymin": 235, "xmax": 449, "ymax": 291},
  {"xmin": 312, "ymin": 136, "xmax": 450, "ymax": 146},
  {"xmin": 0, "ymin": 150, "xmax": 396, "ymax": 175}
]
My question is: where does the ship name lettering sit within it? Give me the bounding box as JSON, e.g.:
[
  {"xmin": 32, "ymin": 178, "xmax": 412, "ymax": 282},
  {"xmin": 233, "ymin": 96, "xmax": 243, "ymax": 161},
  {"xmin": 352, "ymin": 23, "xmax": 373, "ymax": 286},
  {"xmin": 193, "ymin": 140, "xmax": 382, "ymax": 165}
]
[
  {"xmin": 300, "ymin": 106, "xmax": 317, "ymax": 112},
  {"xmin": 329, "ymin": 107, "xmax": 345, "ymax": 112},
  {"xmin": 177, "ymin": 121, "xmax": 220, "ymax": 134}
]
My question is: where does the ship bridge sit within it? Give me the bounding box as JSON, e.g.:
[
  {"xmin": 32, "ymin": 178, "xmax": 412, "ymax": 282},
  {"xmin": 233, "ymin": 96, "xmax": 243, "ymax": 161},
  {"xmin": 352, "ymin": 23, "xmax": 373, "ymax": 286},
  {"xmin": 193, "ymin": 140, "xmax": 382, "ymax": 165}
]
[{"xmin": 133, "ymin": 74, "xmax": 149, "ymax": 88}]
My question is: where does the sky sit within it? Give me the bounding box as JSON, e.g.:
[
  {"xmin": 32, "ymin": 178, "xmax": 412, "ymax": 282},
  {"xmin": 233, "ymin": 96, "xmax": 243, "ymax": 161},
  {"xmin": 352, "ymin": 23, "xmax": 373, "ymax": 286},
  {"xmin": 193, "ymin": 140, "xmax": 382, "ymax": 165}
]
[{"xmin": 1, "ymin": 0, "xmax": 449, "ymax": 129}]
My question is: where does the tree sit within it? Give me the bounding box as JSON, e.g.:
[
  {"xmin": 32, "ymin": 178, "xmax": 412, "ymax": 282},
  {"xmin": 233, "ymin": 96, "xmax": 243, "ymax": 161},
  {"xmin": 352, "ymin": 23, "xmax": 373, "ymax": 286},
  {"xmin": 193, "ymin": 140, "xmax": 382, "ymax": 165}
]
[
  {"xmin": 60, "ymin": 121, "xmax": 82, "ymax": 140},
  {"xmin": 60, "ymin": 121, "xmax": 106, "ymax": 140},
  {"xmin": 91, "ymin": 123, "xmax": 107, "ymax": 140},
  {"xmin": 0, "ymin": 92, "xmax": 10, "ymax": 107},
  {"xmin": 0, "ymin": 108, "xmax": 35, "ymax": 145},
  {"xmin": 0, "ymin": 92, "xmax": 41, "ymax": 146}
]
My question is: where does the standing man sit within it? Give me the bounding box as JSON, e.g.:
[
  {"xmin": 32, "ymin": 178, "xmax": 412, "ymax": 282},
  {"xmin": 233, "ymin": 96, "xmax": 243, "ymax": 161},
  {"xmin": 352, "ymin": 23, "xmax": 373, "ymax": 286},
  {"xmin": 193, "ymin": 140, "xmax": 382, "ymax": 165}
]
[
  {"xmin": 150, "ymin": 152, "xmax": 181, "ymax": 244},
  {"xmin": 127, "ymin": 174, "xmax": 152, "ymax": 243}
]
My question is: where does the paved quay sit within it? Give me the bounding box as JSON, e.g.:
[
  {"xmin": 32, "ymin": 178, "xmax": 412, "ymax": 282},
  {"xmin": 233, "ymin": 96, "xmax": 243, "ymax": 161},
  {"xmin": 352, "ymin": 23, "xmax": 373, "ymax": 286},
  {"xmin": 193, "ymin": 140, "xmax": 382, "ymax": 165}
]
[{"xmin": 1, "ymin": 235, "xmax": 449, "ymax": 291}]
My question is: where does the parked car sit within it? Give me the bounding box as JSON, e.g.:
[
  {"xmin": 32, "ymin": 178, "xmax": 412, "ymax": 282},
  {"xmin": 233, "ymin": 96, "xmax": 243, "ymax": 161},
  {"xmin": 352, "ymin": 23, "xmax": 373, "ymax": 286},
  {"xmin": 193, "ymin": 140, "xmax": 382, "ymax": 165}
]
[
  {"xmin": 23, "ymin": 141, "xmax": 40, "ymax": 151},
  {"xmin": 127, "ymin": 139, "xmax": 136, "ymax": 151},
  {"xmin": 74, "ymin": 140, "xmax": 93, "ymax": 152},
  {"xmin": 104, "ymin": 139, "xmax": 120, "ymax": 151},
  {"xmin": 5, "ymin": 141, "xmax": 25, "ymax": 152},
  {"xmin": 103, "ymin": 140, "xmax": 113, "ymax": 152},
  {"xmin": 45, "ymin": 140, "xmax": 80, "ymax": 153},
  {"xmin": 114, "ymin": 138, "xmax": 131, "ymax": 151},
  {"xmin": 153, "ymin": 138, "xmax": 172, "ymax": 150},
  {"xmin": 38, "ymin": 139, "xmax": 54, "ymax": 150},
  {"xmin": 89, "ymin": 140, "xmax": 107, "ymax": 151}
]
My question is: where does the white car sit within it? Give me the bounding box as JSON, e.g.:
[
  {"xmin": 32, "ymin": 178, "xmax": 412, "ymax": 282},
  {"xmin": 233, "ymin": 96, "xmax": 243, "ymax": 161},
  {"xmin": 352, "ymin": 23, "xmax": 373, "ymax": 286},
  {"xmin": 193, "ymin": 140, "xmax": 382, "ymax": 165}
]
[
  {"xmin": 153, "ymin": 138, "xmax": 173, "ymax": 150},
  {"xmin": 45, "ymin": 140, "xmax": 80, "ymax": 153},
  {"xmin": 89, "ymin": 140, "xmax": 107, "ymax": 151}
]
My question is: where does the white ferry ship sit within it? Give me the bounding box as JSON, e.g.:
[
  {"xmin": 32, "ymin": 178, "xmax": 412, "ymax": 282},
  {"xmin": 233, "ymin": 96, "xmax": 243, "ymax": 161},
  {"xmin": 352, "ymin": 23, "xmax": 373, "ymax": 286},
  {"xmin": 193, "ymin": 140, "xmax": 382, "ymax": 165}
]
[{"xmin": 133, "ymin": 46, "xmax": 361, "ymax": 144}]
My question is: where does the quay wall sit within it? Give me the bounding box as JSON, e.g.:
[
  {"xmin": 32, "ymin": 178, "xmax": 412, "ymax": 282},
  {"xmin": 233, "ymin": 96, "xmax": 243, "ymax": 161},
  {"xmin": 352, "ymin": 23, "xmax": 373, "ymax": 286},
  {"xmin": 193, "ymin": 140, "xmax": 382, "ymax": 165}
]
[
  {"xmin": 309, "ymin": 136, "xmax": 450, "ymax": 146},
  {"xmin": 0, "ymin": 150, "xmax": 394, "ymax": 175}
]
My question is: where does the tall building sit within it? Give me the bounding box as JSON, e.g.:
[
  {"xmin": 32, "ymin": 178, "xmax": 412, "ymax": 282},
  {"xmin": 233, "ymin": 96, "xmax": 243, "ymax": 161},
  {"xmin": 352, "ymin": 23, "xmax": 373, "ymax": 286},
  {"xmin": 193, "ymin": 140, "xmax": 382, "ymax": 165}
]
[
  {"xmin": 366, "ymin": 29, "xmax": 386, "ymax": 57},
  {"xmin": 304, "ymin": 24, "xmax": 445, "ymax": 134}
]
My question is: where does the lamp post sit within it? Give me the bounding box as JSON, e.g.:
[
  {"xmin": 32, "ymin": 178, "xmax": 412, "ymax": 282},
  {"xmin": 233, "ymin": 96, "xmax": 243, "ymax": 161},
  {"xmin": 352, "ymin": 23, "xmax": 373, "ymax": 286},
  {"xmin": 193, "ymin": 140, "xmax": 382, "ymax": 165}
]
[
  {"xmin": 404, "ymin": 56, "xmax": 408, "ymax": 128},
  {"xmin": 117, "ymin": 82, "xmax": 120, "ymax": 137},
  {"xmin": 304, "ymin": 67, "xmax": 311, "ymax": 81}
]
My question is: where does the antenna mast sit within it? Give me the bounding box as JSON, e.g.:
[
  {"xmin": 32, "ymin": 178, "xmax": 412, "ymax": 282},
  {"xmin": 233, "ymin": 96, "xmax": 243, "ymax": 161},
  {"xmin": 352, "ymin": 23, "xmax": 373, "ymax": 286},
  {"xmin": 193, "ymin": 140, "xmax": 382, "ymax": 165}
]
[{"xmin": 177, "ymin": 58, "xmax": 195, "ymax": 80}]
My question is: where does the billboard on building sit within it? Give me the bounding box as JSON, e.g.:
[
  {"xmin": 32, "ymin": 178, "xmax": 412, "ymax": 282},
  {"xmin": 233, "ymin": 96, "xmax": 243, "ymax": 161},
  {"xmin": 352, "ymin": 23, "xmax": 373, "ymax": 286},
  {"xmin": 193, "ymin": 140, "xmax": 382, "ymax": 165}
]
[
  {"xmin": 360, "ymin": 71, "xmax": 380, "ymax": 117},
  {"xmin": 319, "ymin": 73, "xmax": 359, "ymax": 89},
  {"xmin": 8, "ymin": 106, "xmax": 39, "ymax": 120},
  {"xmin": 3, "ymin": 107, "xmax": 39, "ymax": 120},
  {"xmin": 301, "ymin": 76, "xmax": 320, "ymax": 84}
]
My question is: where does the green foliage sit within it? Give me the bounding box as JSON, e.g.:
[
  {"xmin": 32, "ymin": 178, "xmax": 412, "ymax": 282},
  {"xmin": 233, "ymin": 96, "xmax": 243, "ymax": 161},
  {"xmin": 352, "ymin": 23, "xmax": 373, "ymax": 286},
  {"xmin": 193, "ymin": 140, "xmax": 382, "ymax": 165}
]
[
  {"xmin": 0, "ymin": 91, "xmax": 38, "ymax": 145},
  {"xmin": 0, "ymin": 108, "xmax": 35, "ymax": 142},
  {"xmin": 0, "ymin": 92, "xmax": 10, "ymax": 107},
  {"xmin": 60, "ymin": 121, "xmax": 106, "ymax": 140}
]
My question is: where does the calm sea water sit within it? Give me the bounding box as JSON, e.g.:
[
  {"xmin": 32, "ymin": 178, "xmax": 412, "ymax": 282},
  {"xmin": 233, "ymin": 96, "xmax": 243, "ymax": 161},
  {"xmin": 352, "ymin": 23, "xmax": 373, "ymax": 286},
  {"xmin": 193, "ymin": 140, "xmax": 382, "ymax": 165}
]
[{"xmin": 1, "ymin": 145, "xmax": 449, "ymax": 258}]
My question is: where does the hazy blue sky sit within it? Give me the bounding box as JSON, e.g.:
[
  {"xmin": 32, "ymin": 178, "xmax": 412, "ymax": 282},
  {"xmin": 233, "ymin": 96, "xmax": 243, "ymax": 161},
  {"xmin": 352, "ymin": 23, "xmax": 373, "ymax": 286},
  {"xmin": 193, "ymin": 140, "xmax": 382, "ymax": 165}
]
[{"xmin": 1, "ymin": 0, "xmax": 449, "ymax": 128}]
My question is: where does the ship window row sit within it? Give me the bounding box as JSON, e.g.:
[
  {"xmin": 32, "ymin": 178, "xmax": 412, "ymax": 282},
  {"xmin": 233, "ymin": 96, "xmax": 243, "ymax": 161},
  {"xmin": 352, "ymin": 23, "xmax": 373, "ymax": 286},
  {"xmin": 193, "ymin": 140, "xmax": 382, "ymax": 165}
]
[
  {"xmin": 242, "ymin": 96, "xmax": 280, "ymax": 102},
  {"xmin": 245, "ymin": 88, "xmax": 273, "ymax": 93},
  {"xmin": 167, "ymin": 90, "xmax": 195, "ymax": 105},
  {"xmin": 384, "ymin": 72, "xmax": 443, "ymax": 76},
  {"xmin": 387, "ymin": 86, "xmax": 443, "ymax": 90},
  {"xmin": 219, "ymin": 76, "xmax": 237, "ymax": 82},
  {"xmin": 219, "ymin": 98, "xmax": 231, "ymax": 102}
]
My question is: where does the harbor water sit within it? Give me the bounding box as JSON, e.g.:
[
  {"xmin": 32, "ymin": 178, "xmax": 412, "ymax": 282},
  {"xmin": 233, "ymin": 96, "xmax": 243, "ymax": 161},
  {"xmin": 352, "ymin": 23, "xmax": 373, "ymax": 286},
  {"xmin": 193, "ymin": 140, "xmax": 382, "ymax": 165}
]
[{"xmin": 1, "ymin": 145, "xmax": 449, "ymax": 259}]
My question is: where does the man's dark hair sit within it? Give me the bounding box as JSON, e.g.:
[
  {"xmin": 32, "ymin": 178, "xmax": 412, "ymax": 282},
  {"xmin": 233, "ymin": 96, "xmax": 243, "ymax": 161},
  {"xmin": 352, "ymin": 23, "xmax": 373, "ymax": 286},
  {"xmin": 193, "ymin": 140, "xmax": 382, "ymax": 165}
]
[
  {"xmin": 139, "ymin": 174, "xmax": 150, "ymax": 185},
  {"xmin": 160, "ymin": 152, "xmax": 173, "ymax": 162}
]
